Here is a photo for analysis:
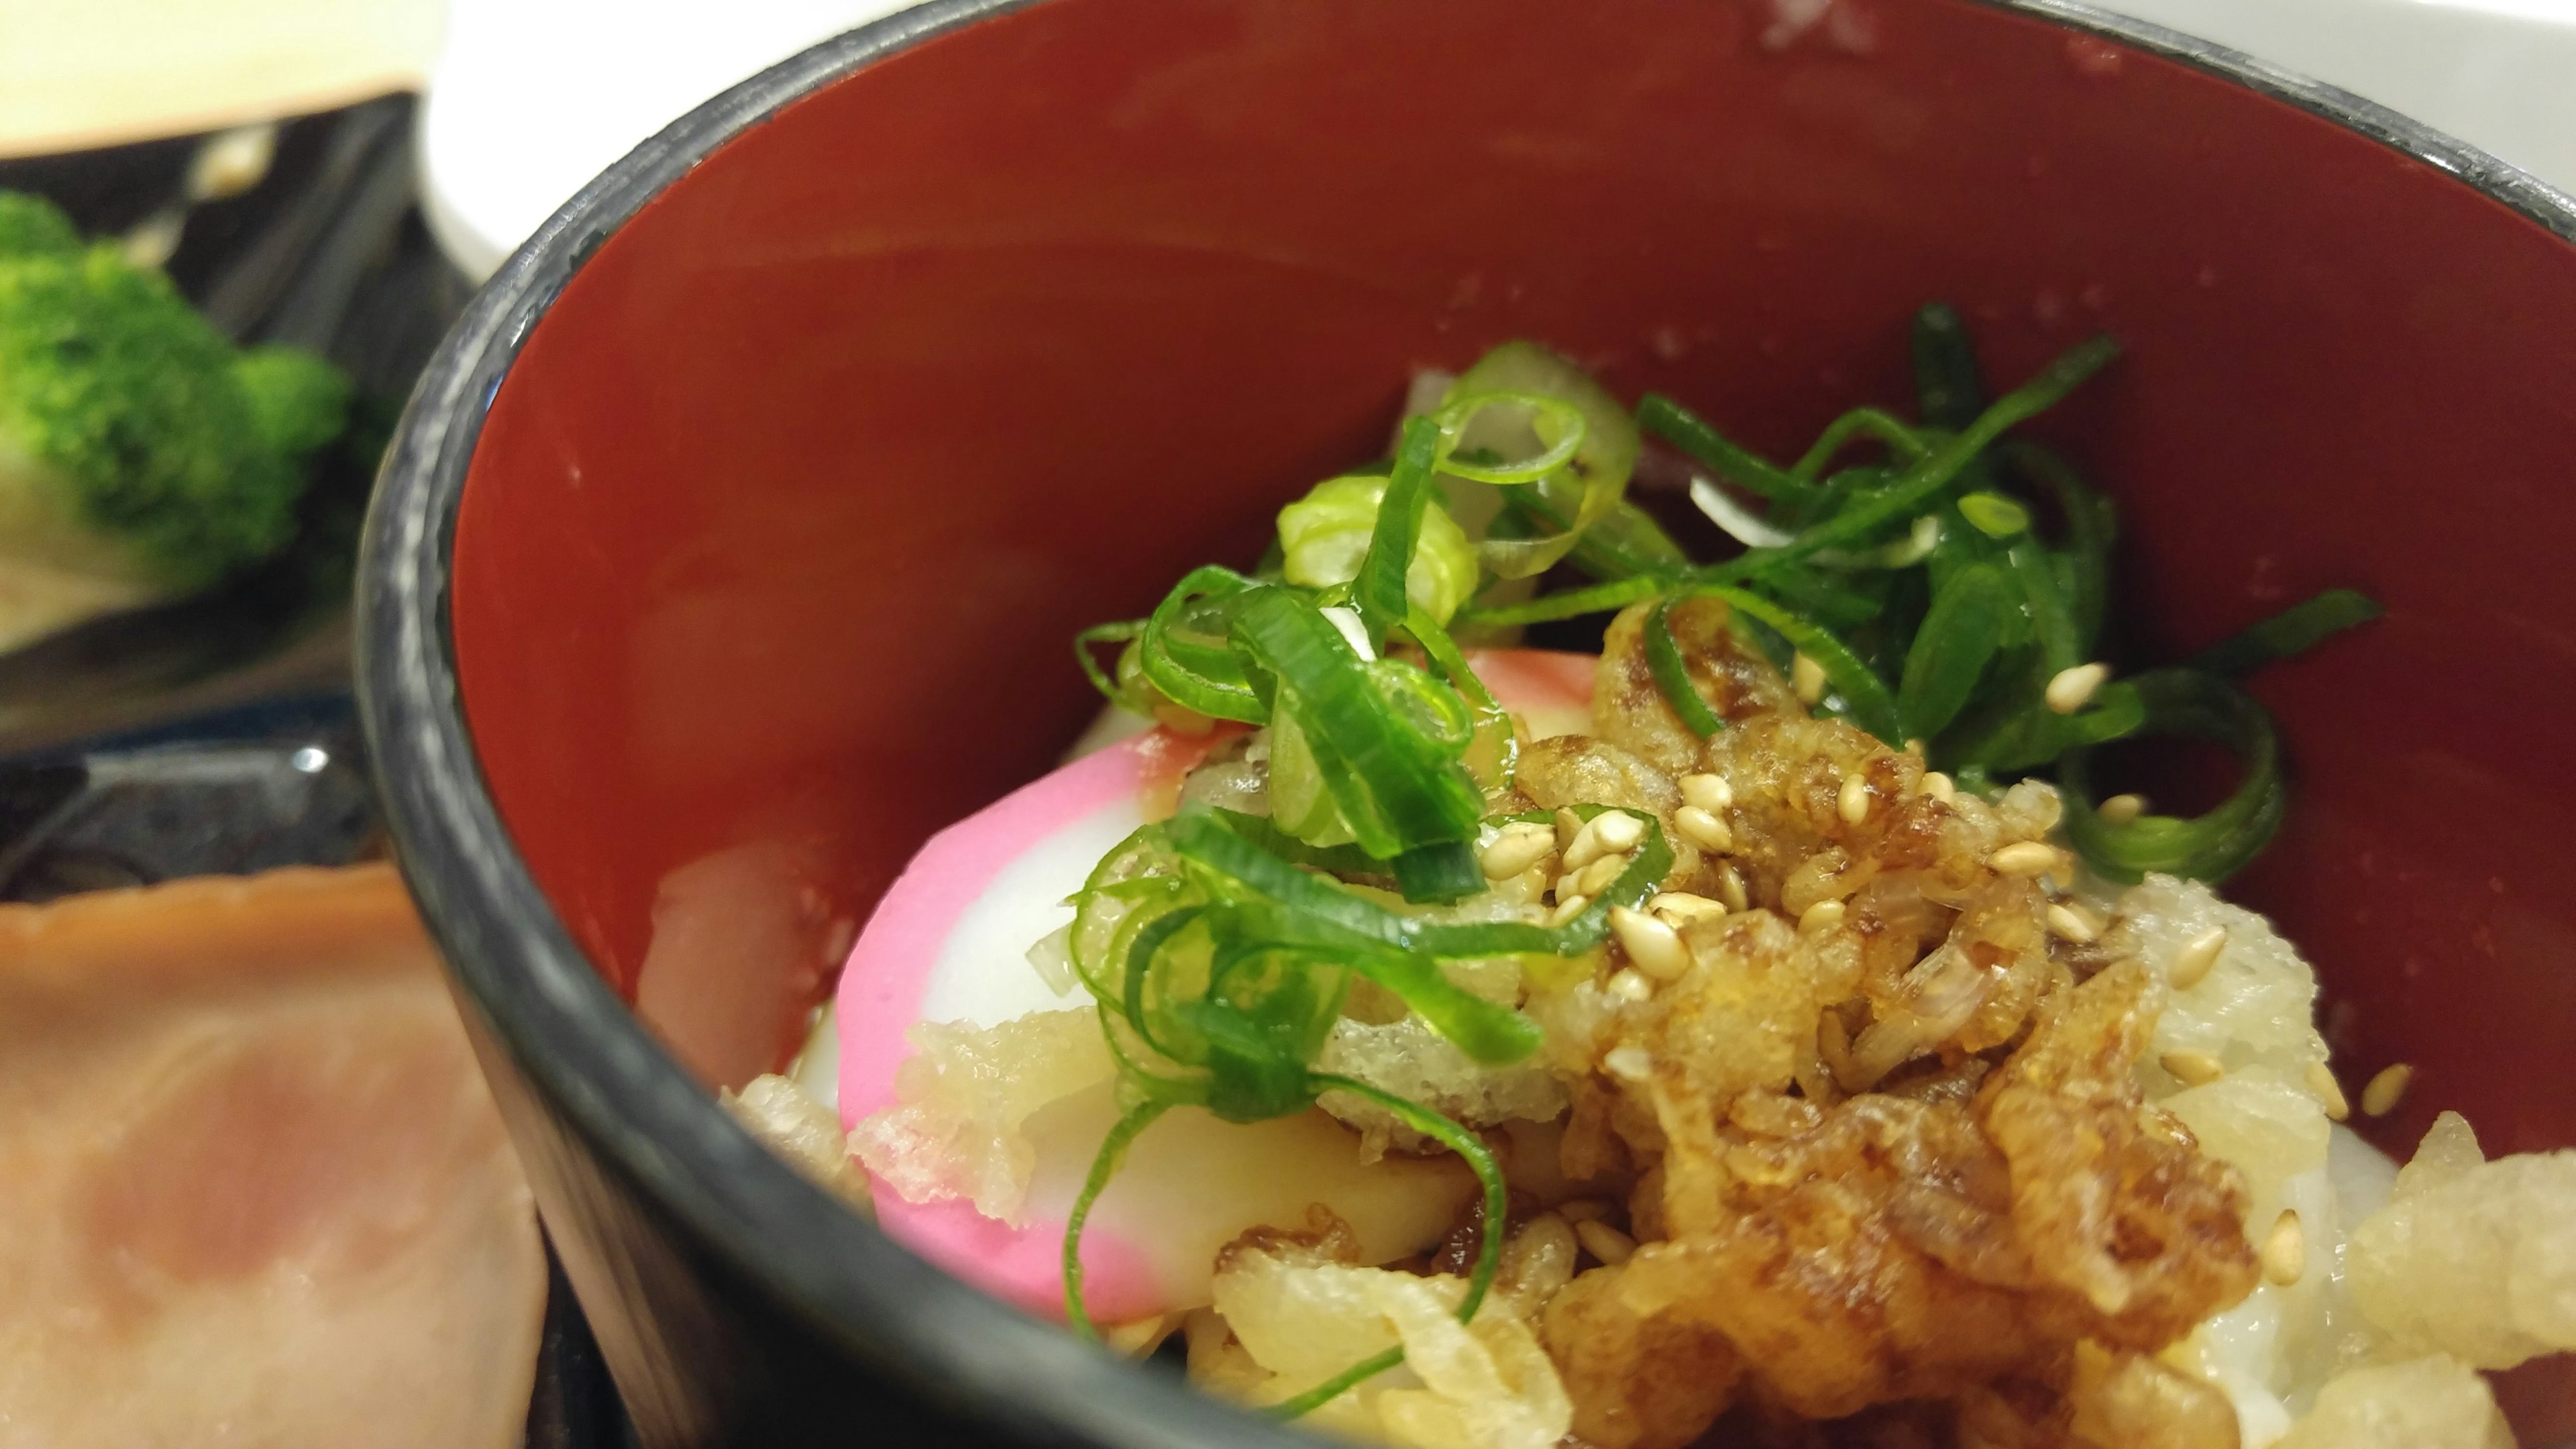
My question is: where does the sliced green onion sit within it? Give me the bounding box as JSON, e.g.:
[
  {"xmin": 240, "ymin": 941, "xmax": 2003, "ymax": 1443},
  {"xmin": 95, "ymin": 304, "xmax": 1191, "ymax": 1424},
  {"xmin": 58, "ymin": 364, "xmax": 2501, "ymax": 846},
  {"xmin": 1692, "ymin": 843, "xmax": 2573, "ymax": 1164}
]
[
  {"xmin": 1939, "ymin": 668, "xmax": 2145, "ymax": 775},
  {"xmin": 1646, "ymin": 596, "xmax": 1725, "ymax": 738},
  {"xmin": 1203, "ymin": 808, "xmax": 1386, "ymax": 879},
  {"xmin": 1165, "ymin": 812, "xmax": 1546, "ymax": 1062},
  {"xmin": 1401, "ymin": 604, "xmax": 1517, "ymax": 790},
  {"xmin": 1228, "ymin": 588, "xmax": 1485, "ymax": 865},
  {"xmin": 1353, "ymin": 416, "xmax": 1445, "ymax": 647},
  {"xmin": 1138, "ymin": 567, "xmax": 1267, "ymax": 722},
  {"xmin": 1456, "ymin": 573, "xmax": 1666, "ymax": 629},
  {"xmin": 1432, "ymin": 392, "xmax": 1586, "ymax": 484},
  {"xmin": 1122, "ymin": 905, "xmax": 1209, "ymax": 1061},
  {"xmin": 1063, "ymin": 1097, "xmax": 1173, "ymax": 1339},
  {"xmin": 1811, "ymin": 514, "xmax": 1941, "ymax": 572},
  {"xmin": 1267, "ymin": 1075, "xmax": 1511, "ymax": 1419},
  {"xmin": 1899, "ymin": 564, "xmax": 2010, "ymax": 741},
  {"xmin": 1755, "ymin": 335, "xmax": 2120, "ymax": 570},
  {"xmin": 1748, "ymin": 564, "xmax": 1886, "ymax": 630},
  {"xmin": 1277, "ymin": 473, "xmax": 1477, "ymax": 627},
  {"xmin": 2004, "ymin": 538, "xmax": 2081, "ymax": 674},
  {"xmin": 1074, "ymin": 619, "xmax": 1146, "ymax": 708},
  {"xmin": 1391, "ymin": 840, "xmax": 1485, "ymax": 905},
  {"xmin": 2189, "ymin": 588, "xmax": 2384, "ymax": 678},
  {"xmin": 1501, "ymin": 490, "xmax": 1690, "ymax": 582},
  {"xmin": 1790, "ymin": 407, "xmax": 1933, "ymax": 482},
  {"xmin": 1704, "ymin": 587, "xmax": 1905, "ymax": 745},
  {"xmin": 1769, "ymin": 465, "xmax": 1889, "ymax": 535},
  {"xmin": 1997, "ymin": 441, "xmax": 2116, "ymax": 653},
  {"xmin": 2061, "ymin": 667, "xmax": 2285, "ymax": 882},
  {"xmin": 1442, "ymin": 343, "xmax": 1639, "ymax": 580},
  {"xmin": 1636, "ymin": 393, "xmax": 1813, "ymax": 504}
]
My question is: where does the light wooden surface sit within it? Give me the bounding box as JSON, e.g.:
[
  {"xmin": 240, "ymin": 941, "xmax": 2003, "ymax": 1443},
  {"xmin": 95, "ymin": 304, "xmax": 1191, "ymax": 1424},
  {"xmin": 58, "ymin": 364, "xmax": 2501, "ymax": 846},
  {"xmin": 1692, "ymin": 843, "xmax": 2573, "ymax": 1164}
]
[{"xmin": 0, "ymin": 0, "xmax": 444, "ymax": 157}]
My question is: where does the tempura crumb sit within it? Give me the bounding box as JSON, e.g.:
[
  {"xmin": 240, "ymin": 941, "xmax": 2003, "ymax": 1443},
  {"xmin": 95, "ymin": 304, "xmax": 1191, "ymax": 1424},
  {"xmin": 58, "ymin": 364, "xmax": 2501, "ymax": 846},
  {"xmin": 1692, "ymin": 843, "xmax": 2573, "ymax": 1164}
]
[{"xmin": 849, "ymin": 1010, "xmax": 1111, "ymax": 1226}]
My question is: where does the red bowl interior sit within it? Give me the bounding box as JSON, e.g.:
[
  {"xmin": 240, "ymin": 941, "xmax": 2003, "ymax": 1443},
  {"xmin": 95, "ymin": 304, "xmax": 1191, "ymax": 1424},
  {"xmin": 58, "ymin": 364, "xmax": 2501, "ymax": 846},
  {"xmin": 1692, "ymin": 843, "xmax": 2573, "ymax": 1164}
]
[{"xmin": 447, "ymin": 0, "xmax": 2576, "ymax": 1434}]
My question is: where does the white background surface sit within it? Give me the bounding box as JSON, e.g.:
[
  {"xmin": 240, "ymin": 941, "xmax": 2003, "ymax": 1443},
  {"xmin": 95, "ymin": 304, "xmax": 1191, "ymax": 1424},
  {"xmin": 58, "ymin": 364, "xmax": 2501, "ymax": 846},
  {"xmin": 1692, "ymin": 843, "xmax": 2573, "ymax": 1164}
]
[{"xmin": 419, "ymin": 0, "xmax": 2576, "ymax": 279}]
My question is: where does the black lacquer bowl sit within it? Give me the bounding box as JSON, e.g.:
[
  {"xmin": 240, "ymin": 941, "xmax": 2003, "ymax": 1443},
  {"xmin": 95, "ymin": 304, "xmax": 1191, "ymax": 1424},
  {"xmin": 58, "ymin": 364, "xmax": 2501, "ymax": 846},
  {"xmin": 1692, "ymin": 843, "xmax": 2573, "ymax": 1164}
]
[{"xmin": 358, "ymin": 1, "xmax": 2576, "ymax": 1443}]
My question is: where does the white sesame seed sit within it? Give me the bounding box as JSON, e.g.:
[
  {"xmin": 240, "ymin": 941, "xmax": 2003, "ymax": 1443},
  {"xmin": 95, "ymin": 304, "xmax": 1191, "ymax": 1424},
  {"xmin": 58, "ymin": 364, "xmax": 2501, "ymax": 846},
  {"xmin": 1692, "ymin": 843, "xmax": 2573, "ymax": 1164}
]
[
  {"xmin": 2261, "ymin": 1210, "xmax": 2305, "ymax": 1286},
  {"xmin": 2169, "ymin": 926, "xmax": 2228, "ymax": 991},
  {"xmin": 1479, "ymin": 823, "xmax": 1556, "ymax": 880},
  {"xmin": 2045, "ymin": 662, "xmax": 2111, "ymax": 714},
  {"xmin": 1676, "ymin": 806, "xmax": 1734, "ymax": 853},
  {"xmin": 1921, "ymin": 771, "xmax": 1955, "ymax": 804},
  {"xmin": 1837, "ymin": 773, "xmax": 1870, "ymax": 826},
  {"xmin": 1610, "ymin": 905, "xmax": 1692, "ymax": 981},
  {"xmin": 1792, "ymin": 653, "xmax": 1828, "ymax": 706},
  {"xmin": 1575, "ymin": 1219, "xmax": 1638, "ymax": 1266},
  {"xmin": 2098, "ymin": 792, "xmax": 2149, "ymax": 824},
  {"xmin": 1570, "ymin": 853, "xmax": 1629, "ymax": 899},
  {"xmin": 2361, "ymin": 1063, "xmax": 2414, "ymax": 1118},
  {"xmin": 1562, "ymin": 818, "xmax": 1608, "ymax": 873},
  {"xmin": 1554, "ymin": 807, "xmax": 1585, "ymax": 851},
  {"xmin": 1548, "ymin": 894, "xmax": 1592, "ymax": 928},
  {"xmin": 1904, "ymin": 738, "xmax": 1927, "ymax": 757},
  {"xmin": 2306, "ymin": 1061, "xmax": 2351, "ymax": 1122},
  {"xmin": 1603, "ymin": 1045, "xmax": 1654, "ymax": 1082},
  {"xmin": 1606, "ymin": 967, "xmax": 1656, "ymax": 1003},
  {"xmin": 1798, "ymin": 899, "xmax": 1846, "ymax": 936},
  {"xmin": 1648, "ymin": 892, "xmax": 1725, "ymax": 927},
  {"xmin": 1989, "ymin": 841, "xmax": 2058, "ymax": 876},
  {"xmin": 2046, "ymin": 902, "xmax": 2099, "ymax": 944},
  {"xmin": 1713, "ymin": 863, "xmax": 1750, "ymax": 913},
  {"xmin": 1680, "ymin": 773, "xmax": 1733, "ymax": 814},
  {"xmin": 1555, "ymin": 1199, "xmax": 1613, "ymax": 1224},
  {"xmin": 1591, "ymin": 811, "xmax": 1646, "ymax": 854},
  {"xmin": 2159, "ymin": 1049, "xmax": 2225, "ymax": 1086}
]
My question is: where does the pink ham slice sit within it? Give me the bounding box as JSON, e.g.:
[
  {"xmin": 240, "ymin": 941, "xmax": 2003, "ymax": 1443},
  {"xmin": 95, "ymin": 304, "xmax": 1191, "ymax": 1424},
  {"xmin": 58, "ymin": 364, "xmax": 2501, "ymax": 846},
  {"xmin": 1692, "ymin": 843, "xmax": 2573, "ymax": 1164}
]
[{"xmin": 0, "ymin": 864, "xmax": 546, "ymax": 1447}]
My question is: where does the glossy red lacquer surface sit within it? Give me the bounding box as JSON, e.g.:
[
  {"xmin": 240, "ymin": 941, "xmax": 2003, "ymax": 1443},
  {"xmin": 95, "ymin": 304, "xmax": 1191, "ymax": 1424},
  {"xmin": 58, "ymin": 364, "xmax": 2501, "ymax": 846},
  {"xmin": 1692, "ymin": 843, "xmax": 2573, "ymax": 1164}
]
[{"xmin": 451, "ymin": 0, "xmax": 2576, "ymax": 1432}]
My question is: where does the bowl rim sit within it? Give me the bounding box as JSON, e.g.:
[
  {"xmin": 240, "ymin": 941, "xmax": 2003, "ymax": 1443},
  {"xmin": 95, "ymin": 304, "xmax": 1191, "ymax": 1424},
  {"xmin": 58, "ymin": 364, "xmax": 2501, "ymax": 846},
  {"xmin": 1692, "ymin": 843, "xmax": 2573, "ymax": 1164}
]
[{"xmin": 356, "ymin": 0, "xmax": 2576, "ymax": 1441}]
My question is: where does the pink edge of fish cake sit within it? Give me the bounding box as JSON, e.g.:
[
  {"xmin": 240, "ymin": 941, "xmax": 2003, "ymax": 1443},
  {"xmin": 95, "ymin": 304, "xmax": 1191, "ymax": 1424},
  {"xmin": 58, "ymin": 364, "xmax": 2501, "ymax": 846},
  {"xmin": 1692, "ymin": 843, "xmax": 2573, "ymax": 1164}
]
[
  {"xmin": 836, "ymin": 730, "xmax": 1203, "ymax": 1319},
  {"xmin": 835, "ymin": 651, "xmax": 1593, "ymax": 1319}
]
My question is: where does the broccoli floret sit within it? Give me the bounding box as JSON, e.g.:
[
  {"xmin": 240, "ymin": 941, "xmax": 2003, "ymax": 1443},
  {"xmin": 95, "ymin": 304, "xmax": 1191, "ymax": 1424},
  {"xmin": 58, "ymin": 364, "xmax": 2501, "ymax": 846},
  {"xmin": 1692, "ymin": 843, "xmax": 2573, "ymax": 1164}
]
[
  {"xmin": 0, "ymin": 190, "xmax": 349, "ymax": 651},
  {"xmin": 0, "ymin": 192, "xmax": 80, "ymax": 260},
  {"xmin": 235, "ymin": 345, "xmax": 355, "ymax": 462}
]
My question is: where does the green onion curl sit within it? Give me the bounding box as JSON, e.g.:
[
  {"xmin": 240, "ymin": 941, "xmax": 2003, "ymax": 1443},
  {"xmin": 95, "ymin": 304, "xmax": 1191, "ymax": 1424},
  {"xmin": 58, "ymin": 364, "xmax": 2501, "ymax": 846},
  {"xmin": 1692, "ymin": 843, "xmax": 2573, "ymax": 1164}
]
[
  {"xmin": 2061, "ymin": 667, "xmax": 2285, "ymax": 882},
  {"xmin": 1062, "ymin": 1097, "xmax": 1173, "ymax": 1341},
  {"xmin": 1137, "ymin": 566, "xmax": 1267, "ymax": 722},
  {"xmin": 1074, "ymin": 620, "xmax": 1144, "ymax": 706},
  {"xmin": 1263, "ymin": 1074, "xmax": 1511, "ymax": 1420},
  {"xmin": 1635, "ymin": 393, "xmax": 1812, "ymax": 504},
  {"xmin": 2190, "ymin": 588, "xmax": 2383, "ymax": 678},
  {"xmin": 1790, "ymin": 407, "xmax": 1932, "ymax": 482},
  {"xmin": 1645, "ymin": 596, "xmax": 1726, "ymax": 739}
]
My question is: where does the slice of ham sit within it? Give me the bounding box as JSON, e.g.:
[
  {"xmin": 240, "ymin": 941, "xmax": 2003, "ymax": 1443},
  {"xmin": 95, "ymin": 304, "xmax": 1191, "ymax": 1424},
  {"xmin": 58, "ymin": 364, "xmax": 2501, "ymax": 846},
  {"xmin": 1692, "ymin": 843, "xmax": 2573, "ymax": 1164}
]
[{"xmin": 0, "ymin": 864, "xmax": 545, "ymax": 1448}]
